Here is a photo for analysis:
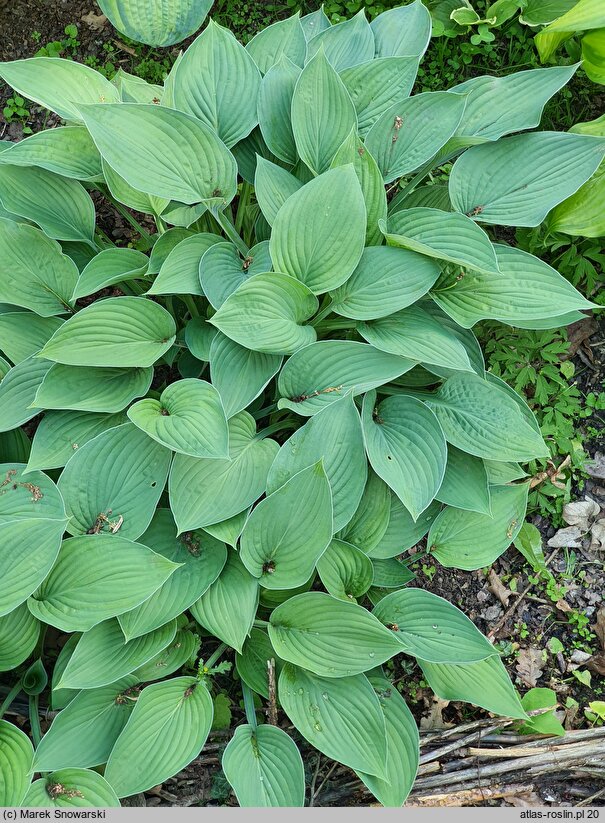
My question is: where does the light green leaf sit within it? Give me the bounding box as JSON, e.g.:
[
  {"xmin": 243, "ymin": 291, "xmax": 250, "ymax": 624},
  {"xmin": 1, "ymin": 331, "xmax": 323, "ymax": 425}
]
[
  {"xmin": 39, "ymin": 296, "xmax": 176, "ymax": 368},
  {"xmin": 0, "ymin": 518, "xmax": 66, "ymax": 616},
  {"xmin": 371, "ymin": 557, "xmax": 414, "ymax": 588},
  {"xmin": 0, "ymin": 313, "xmax": 64, "ymax": 364},
  {"xmin": 0, "ymin": 720, "xmax": 34, "ymax": 806},
  {"xmin": 254, "ymin": 158, "xmax": 303, "ymax": 226},
  {"xmin": 383, "ymin": 208, "xmax": 500, "ymax": 275},
  {"xmin": 521, "ymin": 0, "xmax": 577, "ymax": 26},
  {"xmin": 97, "ymin": 0, "xmax": 212, "ymax": 46},
  {"xmin": 257, "ymin": 57, "xmax": 301, "ymax": 165},
  {"xmin": 368, "ymin": 492, "xmax": 438, "ymax": 555},
  {"xmin": 236, "ymin": 628, "xmax": 283, "ymax": 699},
  {"xmin": 301, "ymin": 7, "xmax": 331, "ymax": 38},
  {"xmin": 390, "ymin": 183, "xmax": 452, "ymax": 213},
  {"xmin": 362, "ymin": 392, "xmax": 447, "ymax": 521},
  {"xmin": 24, "ymin": 769, "xmax": 119, "ymax": 808},
  {"xmin": 485, "ymin": 460, "xmax": 527, "ymax": 486},
  {"xmin": 170, "ymin": 411, "xmax": 279, "ymax": 531},
  {"xmin": 149, "ymin": 233, "xmax": 222, "ymax": 296},
  {"xmin": 0, "ymin": 219, "xmax": 78, "ymax": 316},
  {"xmin": 104, "ymin": 678, "xmax": 212, "ymax": 797},
  {"xmin": 72, "ymin": 248, "xmax": 149, "ymax": 301},
  {"xmin": 28, "ymin": 535, "xmax": 179, "ymax": 633},
  {"xmin": 449, "ymin": 132, "xmax": 605, "ymax": 226},
  {"xmin": 0, "ymin": 58, "xmax": 119, "ymax": 123},
  {"xmin": 34, "ymin": 364, "xmax": 152, "ymax": 414},
  {"xmin": 268, "ymin": 592, "xmax": 401, "ymax": 677},
  {"xmin": 0, "ymin": 463, "xmax": 65, "ymax": 523},
  {"xmin": 0, "ymin": 604, "xmax": 40, "ymax": 672},
  {"xmin": 81, "ymin": 103, "xmax": 237, "ymax": 206},
  {"xmin": 426, "ymin": 373, "xmax": 548, "ymax": 462},
  {"xmin": 117, "ymin": 508, "xmax": 227, "ymax": 639},
  {"xmin": 128, "ymin": 379, "xmax": 229, "ymax": 458},
  {"xmin": 200, "ymin": 240, "xmax": 272, "ymax": 309},
  {"xmin": 267, "ymin": 393, "xmax": 367, "ymax": 532},
  {"xmin": 57, "ymin": 422, "xmax": 172, "ymax": 540},
  {"xmin": 340, "ymin": 57, "xmax": 418, "ymax": 137},
  {"xmin": 58, "ymin": 618, "xmax": 177, "ymax": 690},
  {"xmin": 279, "ymin": 664, "xmax": 387, "ymax": 778},
  {"xmin": 172, "ymin": 20, "xmax": 261, "ymax": 148},
  {"xmin": 428, "ymin": 482, "xmax": 529, "ymax": 570},
  {"xmin": 132, "ymin": 628, "xmax": 199, "ymax": 682},
  {"xmin": 306, "ymin": 10, "xmax": 374, "ymax": 70},
  {"xmin": 147, "ymin": 228, "xmax": 194, "ymax": 274},
  {"xmin": 240, "ymin": 462, "xmax": 333, "ymax": 589},
  {"xmin": 223, "ymin": 724, "xmax": 305, "ymax": 807},
  {"xmin": 190, "ymin": 550, "xmax": 259, "ymax": 653},
  {"xmin": 291, "ymin": 51, "xmax": 357, "ymax": 175},
  {"xmin": 209, "ymin": 272, "xmax": 318, "ymax": 355},
  {"xmin": 0, "ymin": 356, "xmax": 52, "ymax": 431},
  {"xmin": 114, "ymin": 69, "xmax": 163, "ymax": 104},
  {"xmin": 549, "ymin": 159, "xmax": 605, "ymax": 237},
  {"xmin": 316, "ymin": 539, "xmax": 374, "ymax": 602},
  {"xmin": 278, "ymin": 341, "xmax": 414, "ymax": 416},
  {"xmin": 371, "ymin": 0, "xmax": 431, "ymax": 57},
  {"xmin": 0, "ymin": 126, "xmax": 102, "ymax": 180},
  {"xmin": 247, "ymin": 13, "xmax": 306, "ymax": 73},
  {"xmin": 337, "ymin": 469, "xmax": 391, "ymax": 553},
  {"xmin": 184, "ymin": 317, "xmax": 216, "ymax": 360},
  {"xmin": 419, "ymin": 655, "xmax": 526, "ymax": 719},
  {"xmin": 210, "ymin": 333, "xmax": 282, "ymax": 418},
  {"xmin": 34, "ymin": 677, "xmax": 139, "ymax": 771},
  {"xmin": 366, "ymin": 93, "xmax": 466, "ymax": 183},
  {"xmin": 329, "ymin": 246, "xmax": 441, "ymax": 321},
  {"xmin": 26, "ymin": 410, "xmax": 127, "ymax": 473},
  {"xmin": 436, "ymin": 445, "xmax": 491, "ymax": 515},
  {"xmin": 232, "ymin": 126, "xmax": 281, "ymax": 185},
  {"xmin": 102, "ymin": 159, "xmax": 169, "ymax": 216}
]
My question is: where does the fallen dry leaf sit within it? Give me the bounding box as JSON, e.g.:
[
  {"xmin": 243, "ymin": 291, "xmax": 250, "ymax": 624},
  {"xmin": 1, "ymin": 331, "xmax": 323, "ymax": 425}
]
[
  {"xmin": 565, "ymin": 317, "xmax": 596, "ymax": 357},
  {"xmin": 516, "ymin": 647, "xmax": 544, "ymax": 688},
  {"xmin": 590, "ymin": 519, "xmax": 605, "ymax": 551},
  {"xmin": 562, "ymin": 498, "xmax": 601, "ymax": 531},
  {"xmin": 81, "ymin": 11, "xmax": 108, "ymax": 30},
  {"xmin": 546, "ymin": 525, "xmax": 583, "ymax": 548},
  {"xmin": 488, "ymin": 569, "xmax": 512, "ymax": 607},
  {"xmin": 594, "ymin": 607, "xmax": 605, "ymax": 651},
  {"xmin": 586, "ymin": 654, "xmax": 605, "ymax": 677},
  {"xmin": 586, "ymin": 452, "xmax": 605, "ymax": 481},
  {"xmin": 555, "ymin": 598, "xmax": 571, "ymax": 614},
  {"xmin": 420, "ymin": 696, "xmax": 452, "ymax": 731},
  {"xmin": 508, "ymin": 792, "xmax": 543, "ymax": 808}
]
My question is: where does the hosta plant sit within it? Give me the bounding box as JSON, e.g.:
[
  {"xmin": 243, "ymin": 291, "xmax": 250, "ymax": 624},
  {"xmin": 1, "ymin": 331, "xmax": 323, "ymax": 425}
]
[{"xmin": 0, "ymin": 0, "xmax": 602, "ymax": 808}]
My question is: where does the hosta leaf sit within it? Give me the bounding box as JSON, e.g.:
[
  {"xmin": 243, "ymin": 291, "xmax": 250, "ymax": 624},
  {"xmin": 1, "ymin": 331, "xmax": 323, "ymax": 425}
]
[
  {"xmin": 39, "ymin": 296, "xmax": 176, "ymax": 368},
  {"xmin": 548, "ymin": 160, "xmax": 605, "ymax": 237},
  {"xmin": 307, "ymin": 10, "xmax": 374, "ymax": 71},
  {"xmin": 423, "ymin": 303, "xmax": 486, "ymax": 376},
  {"xmin": 147, "ymin": 228, "xmax": 194, "ymax": 274},
  {"xmin": 58, "ymin": 618, "xmax": 177, "ymax": 690},
  {"xmin": 203, "ymin": 510, "xmax": 249, "ymax": 547},
  {"xmin": 340, "ymin": 57, "xmax": 418, "ymax": 137},
  {"xmin": 254, "ymin": 158, "xmax": 303, "ymax": 226},
  {"xmin": 246, "ymin": 14, "xmax": 306, "ymax": 73},
  {"xmin": 268, "ymin": 592, "xmax": 401, "ymax": 676},
  {"xmin": 369, "ymin": 492, "xmax": 437, "ymax": 555},
  {"xmin": 484, "ymin": 460, "xmax": 526, "ymax": 486},
  {"xmin": 0, "ymin": 166, "xmax": 95, "ymax": 243},
  {"xmin": 200, "ymin": 240, "xmax": 272, "ymax": 309},
  {"xmin": 223, "ymin": 724, "xmax": 305, "ymax": 807},
  {"xmin": 190, "ymin": 550, "xmax": 259, "ymax": 653},
  {"xmin": 331, "ymin": 129, "xmax": 387, "ymax": 245},
  {"xmin": 0, "ymin": 463, "xmax": 65, "ymax": 523},
  {"xmin": 172, "ymin": 20, "xmax": 261, "ymax": 148},
  {"xmin": 371, "ymin": 558, "xmax": 414, "ymax": 588},
  {"xmin": 428, "ymin": 483, "xmax": 528, "ymax": 570},
  {"xmin": 419, "ymin": 655, "xmax": 526, "ymax": 719},
  {"xmin": 240, "ymin": 462, "xmax": 332, "ymax": 589},
  {"xmin": 357, "ymin": 672, "xmax": 419, "ymax": 807},
  {"xmin": 149, "ymin": 233, "xmax": 222, "ymax": 296},
  {"xmin": 34, "ymin": 676, "xmax": 139, "ymax": 771},
  {"xmin": 210, "ymin": 334, "xmax": 282, "ymax": 418},
  {"xmin": 57, "ymin": 422, "xmax": 172, "ymax": 540},
  {"xmin": 0, "ymin": 603, "xmax": 40, "ymax": 672},
  {"xmin": 366, "ymin": 93, "xmax": 466, "ymax": 183},
  {"xmin": 390, "ymin": 183, "xmax": 452, "ymax": 213},
  {"xmin": 103, "ymin": 159, "xmax": 169, "ymax": 216},
  {"xmin": 279, "ymin": 664, "xmax": 387, "ymax": 778},
  {"xmin": 170, "ymin": 412, "xmax": 279, "ymax": 531},
  {"xmin": 0, "ymin": 58, "xmax": 119, "ymax": 123},
  {"xmin": 267, "ymin": 393, "xmax": 367, "ymax": 532},
  {"xmin": 133, "ymin": 628, "xmax": 199, "ymax": 682},
  {"xmin": 0, "ymin": 356, "xmax": 51, "ymax": 431},
  {"xmin": 329, "ymin": 246, "xmax": 441, "ymax": 321},
  {"xmin": 371, "ymin": 0, "xmax": 431, "ymax": 57},
  {"xmin": 97, "ymin": 0, "xmax": 212, "ymax": 46},
  {"xmin": 316, "ymin": 539, "xmax": 374, "ymax": 602},
  {"xmin": 24, "ymin": 769, "xmax": 119, "ymax": 808},
  {"xmin": 0, "ymin": 313, "xmax": 63, "ymax": 364},
  {"xmin": 271, "ymin": 166, "xmax": 365, "ymax": 294},
  {"xmin": 81, "ymin": 103, "xmax": 238, "ymax": 206},
  {"xmin": 382, "ymin": 208, "xmax": 500, "ymax": 275},
  {"xmin": 301, "ymin": 7, "xmax": 331, "ymax": 39},
  {"xmin": 291, "ymin": 52, "xmax": 357, "ymax": 175},
  {"xmin": 0, "ymin": 428, "xmax": 31, "ymax": 466},
  {"xmin": 0, "ymin": 720, "xmax": 34, "ymax": 806},
  {"xmin": 426, "ymin": 373, "xmax": 548, "ymax": 461},
  {"xmin": 278, "ymin": 341, "xmax": 414, "ymax": 416},
  {"xmin": 0, "ymin": 126, "xmax": 102, "ymax": 180},
  {"xmin": 114, "ymin": 69, "xmax": 163, "ymax": 104},
  {"xmin": 0, "ymin": 518, "xmax": 65, "ymax": 616},
  {"xmin": 28, "ymin": 535, "xmax": 180, "ymax": 632},
  {"xmin": 128, "ymin": 379, "xmax": 229, "ymax": 459},
  {"xmin": 184, "ymin": 317, "xmax": 216, "ymax": 361},
  {"xmin": 359, "ymin": 306, "xmax": 473, "ymax": 372},
  {"xmin": 72, "ymin": 248, "xmax": 149, "ymax": 301},
  {"xmin": 0, "ymin": 219, "xmax": 78, "ymax": 315},
  {"xmin": 362, "ymin": 392, "xmax": 447, "ymax": 521},
  {"xmin": 26, "ymin": 410, "xmax": 126, "ymax": 473},
  {"xmin": 34, "ymin": 364, "xmax": 152, "ymax": 414},
  {"xmin": 257, "ymin": 57, "xmax": 301, "ymax": 165},
  {"xmin": 236, "ymin": 628, "xmax": 284, "ymax": 699},
  {"xmin": 117, "ymin": 508, "xmax": 227, "ymax": 639},
  {"xmin": 449, "ymin": 132, "xmax": 605, "ymax": 226},
  {"xmin": 337, "ymin": 469, "xmax": 390, "ymax": 554},
  {"xmin": 232, "ymin": 126, "xmax": 281, "ymax": 185},
  {"xmin": 373, "ymin": 589, "xmax": 496, "ymax": 662},
  {"xmin": 105, "ymin": 677, "xmax": 213, "ymax": 797},
  {"xmin": 436, "ymin": 445, "xmax": 491, "ymax": 515}
]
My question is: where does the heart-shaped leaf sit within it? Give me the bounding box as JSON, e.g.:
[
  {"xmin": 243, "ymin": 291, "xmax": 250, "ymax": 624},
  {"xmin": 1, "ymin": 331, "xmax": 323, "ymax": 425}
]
[
  {"xmin": 236, "ymin": 628, "xmax": 284, "ymax": 699},
  {"xmin": 316, "ymin": 539, "xmax": 374, "ymax": 602},
  {"xmin": 337, "ymin": 470, "xmax": 391, "ymax": 553},
  {"xmin": 0, "ymin": 720, "xmax": 34, "ymax": 806},
  {"xmin": 371, "ymin": 0, "xmax": 431, "ymax": 57},
  {"xmin": 200, "ymin": 240, "xmax": 272, "ymax": 309},
  {"xmin": 209, "ymin": 334, "xmax": 282, "ymax": 419},
  {"xmin": 23, "ymin": 769, "xmax": 120, "ymax": 808},
  {"xmin": 340, "ymin": 57, "xmax": 418, "ymax": 136},
  {"xmin": 0, "ymin": 604, "xmax": 40, "ymax": 672},
  {"xmin": 148, "ymin": 233, "xmax": 222, "ymax": 296},
  {"xmin": 97, "ymin": 0, "xmax": 212, "ymax": 46},
  {"xmin": 34, "ymin": 364, "xmax": 153, "ymax": 413},
  {"xmin": 72, "ymin": 248, "xmax": 149, "ymax": 301},
  {"xmin": 258, "ymin": 57, "xmax": 301, "ymax": 165},
  {"xmin": 436, "ymin": 445, "xmax": 491, "ymax": 515},
  {"xmin": 247, "ymin": 14, "xmax": 306, "ymax": 73}
]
